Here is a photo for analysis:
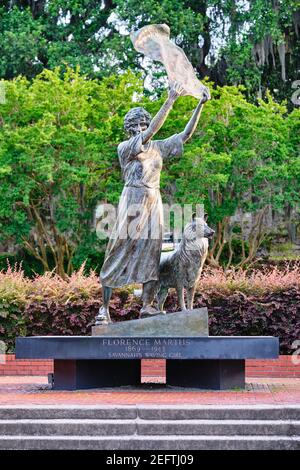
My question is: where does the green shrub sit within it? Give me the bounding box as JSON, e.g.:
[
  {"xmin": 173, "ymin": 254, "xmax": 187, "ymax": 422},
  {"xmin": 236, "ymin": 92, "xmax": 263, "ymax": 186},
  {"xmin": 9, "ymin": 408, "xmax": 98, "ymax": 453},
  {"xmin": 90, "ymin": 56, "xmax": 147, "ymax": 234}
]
[{"xmin": 0, "ymin": 263, "xmax": 299, "ymax": 354}]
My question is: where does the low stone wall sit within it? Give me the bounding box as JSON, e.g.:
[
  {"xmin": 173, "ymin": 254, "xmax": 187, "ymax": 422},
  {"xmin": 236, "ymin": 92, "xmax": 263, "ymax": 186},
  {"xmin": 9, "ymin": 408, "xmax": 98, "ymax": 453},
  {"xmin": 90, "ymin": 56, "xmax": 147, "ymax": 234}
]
[
  {"xmin": 246, "ymin": 356, "xmax": 300, "ymax": 378},
  {"xmin": 0, "ymin": 355, "xmax": 53, "ymax": 376},
  {"xmin": 142, "ymin": 358, "xmax": 300, "ymax": 379},
  {"xmin": 1, "ymin": 355, "xmax": 299, "ymax": 378}
]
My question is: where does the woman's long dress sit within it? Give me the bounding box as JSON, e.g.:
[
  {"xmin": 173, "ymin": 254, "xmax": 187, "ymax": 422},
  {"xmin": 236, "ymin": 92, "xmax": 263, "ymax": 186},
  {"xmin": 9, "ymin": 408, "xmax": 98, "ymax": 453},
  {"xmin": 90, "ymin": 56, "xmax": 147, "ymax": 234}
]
[{"xmin": 100, "ymin": 133, "xmax": 183, "ymax": 288}]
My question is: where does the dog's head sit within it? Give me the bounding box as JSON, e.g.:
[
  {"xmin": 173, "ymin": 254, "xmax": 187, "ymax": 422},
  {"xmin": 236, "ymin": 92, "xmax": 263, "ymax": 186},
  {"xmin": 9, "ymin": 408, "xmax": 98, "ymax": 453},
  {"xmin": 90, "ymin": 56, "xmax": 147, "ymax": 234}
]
[
  {"xmin": 181, "ymin": 214, "xmax": 215, "ymax": 252},
  {"xmin": 192, "ymin": 213, "xmax": 215, "ymax": 239}
]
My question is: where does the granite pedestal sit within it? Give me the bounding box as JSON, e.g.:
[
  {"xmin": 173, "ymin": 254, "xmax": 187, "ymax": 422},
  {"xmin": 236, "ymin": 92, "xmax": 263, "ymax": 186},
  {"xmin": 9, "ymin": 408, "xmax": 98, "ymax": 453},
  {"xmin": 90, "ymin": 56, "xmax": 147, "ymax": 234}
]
[
  {"xmin": 15, "ymin": 308, "xmax": 279, "ymax": 390},
  {"xmin": 16, "ymin": 334, "xmax": 279, "ymax": 390}
]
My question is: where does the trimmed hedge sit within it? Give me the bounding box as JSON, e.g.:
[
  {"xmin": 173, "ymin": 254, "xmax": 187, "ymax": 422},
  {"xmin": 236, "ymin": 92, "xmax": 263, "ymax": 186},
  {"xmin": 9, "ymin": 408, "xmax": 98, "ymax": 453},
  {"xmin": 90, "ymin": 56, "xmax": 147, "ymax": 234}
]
[
  {"xmin": 0, "ymin": 265, "xmax": 299, "ymax": 354},
  {"xmin": 1, "ymin": 288, "xmax": 299, "ymax": 355}
]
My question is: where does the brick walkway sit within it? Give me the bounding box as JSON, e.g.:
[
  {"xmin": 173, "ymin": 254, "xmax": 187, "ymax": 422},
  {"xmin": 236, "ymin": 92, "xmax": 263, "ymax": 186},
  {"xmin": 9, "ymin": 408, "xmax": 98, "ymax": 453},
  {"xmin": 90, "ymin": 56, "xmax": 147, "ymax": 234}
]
[{"xmin": 0, "ymin": 376, "xmax": 299, "ymax": 405}]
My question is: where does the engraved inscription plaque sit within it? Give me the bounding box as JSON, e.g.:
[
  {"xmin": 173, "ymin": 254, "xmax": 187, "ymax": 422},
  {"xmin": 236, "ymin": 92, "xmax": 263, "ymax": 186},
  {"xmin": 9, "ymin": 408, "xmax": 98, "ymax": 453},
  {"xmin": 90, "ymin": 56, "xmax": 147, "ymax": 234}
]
[{"xmin": 101, "ymin": 337, "xmax": 191, "ymax": 359}]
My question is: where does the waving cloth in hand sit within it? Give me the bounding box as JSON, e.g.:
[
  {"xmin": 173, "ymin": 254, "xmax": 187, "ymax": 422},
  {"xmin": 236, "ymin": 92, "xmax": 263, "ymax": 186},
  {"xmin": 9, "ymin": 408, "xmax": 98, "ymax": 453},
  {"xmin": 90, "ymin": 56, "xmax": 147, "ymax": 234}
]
[{"xmin": 131, "ymin": 24, "xmax": 209, "ymax": 100}]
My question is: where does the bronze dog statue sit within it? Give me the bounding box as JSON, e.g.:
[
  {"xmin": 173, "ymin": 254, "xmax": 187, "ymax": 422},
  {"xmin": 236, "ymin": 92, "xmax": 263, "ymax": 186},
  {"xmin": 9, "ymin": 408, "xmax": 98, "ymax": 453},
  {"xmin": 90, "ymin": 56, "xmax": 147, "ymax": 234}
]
[{"xmin": 156, "ymin": 216, "xmax": 214, "ymax": 312}]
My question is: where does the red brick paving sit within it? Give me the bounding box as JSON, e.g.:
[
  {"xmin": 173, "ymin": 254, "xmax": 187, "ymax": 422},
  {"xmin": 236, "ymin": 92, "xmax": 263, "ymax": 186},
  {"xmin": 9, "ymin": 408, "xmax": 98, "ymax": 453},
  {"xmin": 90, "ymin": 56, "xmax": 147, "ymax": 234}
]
[{"xmin": 0, "ymin": 376, "xmax": 299, "ymax": 406}]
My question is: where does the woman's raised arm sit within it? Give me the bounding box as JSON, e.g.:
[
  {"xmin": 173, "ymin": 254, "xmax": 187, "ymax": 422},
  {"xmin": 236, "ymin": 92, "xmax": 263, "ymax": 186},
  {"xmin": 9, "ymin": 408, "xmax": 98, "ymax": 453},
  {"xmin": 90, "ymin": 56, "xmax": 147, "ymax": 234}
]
[
  {"xmin": 179, "ymin": 88, "xmax": 210, "ymax": 144},
  {"xmin": 142, "ymin": 82, "xmax": 184, "ymax": 144}
]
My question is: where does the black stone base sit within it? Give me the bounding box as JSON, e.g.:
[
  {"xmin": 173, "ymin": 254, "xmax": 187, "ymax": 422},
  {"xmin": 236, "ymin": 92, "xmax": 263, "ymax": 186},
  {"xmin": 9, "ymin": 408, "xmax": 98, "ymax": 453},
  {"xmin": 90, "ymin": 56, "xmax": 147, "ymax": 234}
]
[
  {"xmin": 166, "ymin": 359, "xmax": 245, "ymax": 390},
  {"xmin": 52, "ymin": 359, "xmax": 245, "ymax": 390},
  {"xmin": 53, "ymin": 359, "xmax": 141, "ymax": 390},
  {"xmin": 16, "ymin": 335, "xmax": 279, "ymax": 391}
]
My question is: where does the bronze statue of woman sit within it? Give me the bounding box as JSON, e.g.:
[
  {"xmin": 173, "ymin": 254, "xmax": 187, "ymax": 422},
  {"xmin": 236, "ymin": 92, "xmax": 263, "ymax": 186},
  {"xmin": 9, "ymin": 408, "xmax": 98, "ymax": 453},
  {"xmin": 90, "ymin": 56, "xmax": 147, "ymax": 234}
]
[{"xmin": 96, "ymin": 83, "xmax": 210, "ymax": 324}]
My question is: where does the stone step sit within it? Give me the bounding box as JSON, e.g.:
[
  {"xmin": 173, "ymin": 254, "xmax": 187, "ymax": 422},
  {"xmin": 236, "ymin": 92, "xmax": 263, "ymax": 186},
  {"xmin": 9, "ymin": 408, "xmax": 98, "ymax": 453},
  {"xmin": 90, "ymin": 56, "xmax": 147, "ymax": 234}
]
[
  {"xmin": 0, "ymin": 405, "xmax": 137, "ymax": 420},
  {"xmin": 0, "ymin": 435, "xmax": 299, "ymax": 450},
  {"xmin": 0, "ymin": 405, "xmax": 299, "ymax": 421},
  {"xmin": 138, "ymin": 419, "xmax": 300, "ymax": 436},
  {"xmin": 0, "ymin": 419, "xmax": 135, "ymax": 436},
  {"xmin": 0, "ymin": 419, "xmax": 299, "ymax": 437},
  {"xmin": 138, "ymin": 405, "xmax": 300, "ymax": 421}
]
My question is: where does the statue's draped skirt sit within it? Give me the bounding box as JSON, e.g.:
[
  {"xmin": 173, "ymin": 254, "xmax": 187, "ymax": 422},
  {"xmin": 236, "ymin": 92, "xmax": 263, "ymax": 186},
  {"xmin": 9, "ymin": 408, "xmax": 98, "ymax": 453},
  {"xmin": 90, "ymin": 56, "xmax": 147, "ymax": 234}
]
[{"xmin": 100, "ymin": 186, "xmax": 163, "ymax": 287}]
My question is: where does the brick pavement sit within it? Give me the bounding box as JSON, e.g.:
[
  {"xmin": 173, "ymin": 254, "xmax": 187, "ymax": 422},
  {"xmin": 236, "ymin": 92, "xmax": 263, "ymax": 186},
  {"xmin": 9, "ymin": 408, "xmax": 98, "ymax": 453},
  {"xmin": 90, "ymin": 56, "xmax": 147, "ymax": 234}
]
[{"xmin": 0, "ymin": 376, "xmax": 299, "ymax": 406}]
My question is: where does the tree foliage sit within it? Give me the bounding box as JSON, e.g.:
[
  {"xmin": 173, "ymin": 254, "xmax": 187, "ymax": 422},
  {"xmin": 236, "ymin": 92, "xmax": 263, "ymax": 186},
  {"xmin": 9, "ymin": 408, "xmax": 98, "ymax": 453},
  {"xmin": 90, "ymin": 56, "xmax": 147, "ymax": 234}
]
[
  {"xmin": 0, "ymin": 68, "xmax": 299, "ymax": 273},
  {"xmin": 152, "ymin": 83, "xmax": 300, "ymax": 266},
  {"xmin": 0, "ymin": 1, "xmax": 299, "ymax": 101},
  {"xmin": 0, "ymin": 67, "xmax": 141, "ymax": 276}
]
